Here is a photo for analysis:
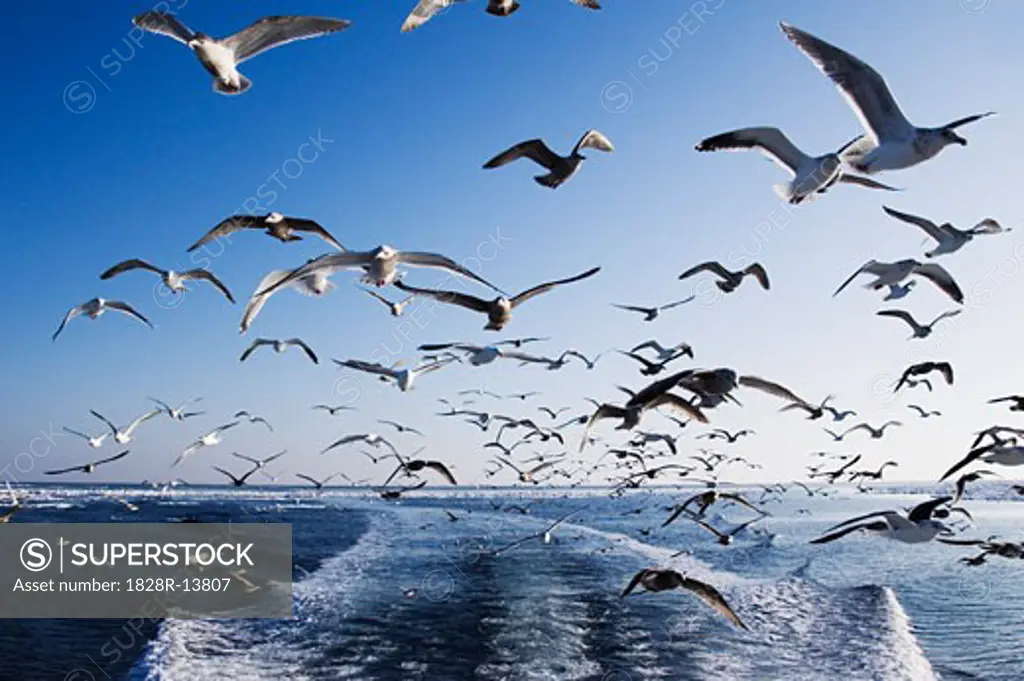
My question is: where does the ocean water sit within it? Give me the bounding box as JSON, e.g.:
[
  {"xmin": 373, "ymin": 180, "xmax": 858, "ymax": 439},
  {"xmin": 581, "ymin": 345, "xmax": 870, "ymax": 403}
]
[{"xmin": 1, "ymin": 483, "xmax": 1021, "ymax": 681}]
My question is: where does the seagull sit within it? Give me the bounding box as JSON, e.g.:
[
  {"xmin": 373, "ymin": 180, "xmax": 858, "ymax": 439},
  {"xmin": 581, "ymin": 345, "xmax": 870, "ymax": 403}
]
[
  {"xmin": 483, "ymin": 130, "xmax": 613, "ymax": 188},
  {"xmin": 361, "ymin": 288, "xmax": 415, "ymax": 317},
  {"xmin": 334, "ymin": 357, "xmax": 454, "ymax": 392},
  {"xmin": 940, "ymin": 441, "xmax": 1024, "ymax": 481},
  {"xmin": 44, "ymin": 450, "xmax": 130, "ymax": 476},
  {"xmin": 631, "ymin": 340, "xmax": 694, "ymax": 362},
  {"xmin": 233, "ymin": 411, "xmax": 274, "ymax": 431},
  {"xmin": 149, "ymin": 397, "xmax": 204, "ymax": 421},
  {"xmin": 810, "ymin": 496, "xmax": 955, "ymax": 544},
  {"xmin": 679, "ymin": 261, "xmax": 771, "ymax": 293},
  {"xmin": 312, "ymin": 404, "xmax": 356, "ymax": 416},
  {"xmin": 295, "ymin": 472, "xmax": 342, "ymax": 490},
  {"xmin": 490, "ymin": 509, "xmax": 582, "ymax": 555},
  {"xmin": 780, "ymin": 22, "xmax": 994, "ymax": 175},
  {"xmin": 882, "ymin": 206, "xmax": 1009, "ymax": 258},
  {"xmin": 212, "ymin": 465, "xmax": 261, "ymax": 488},
  {"xmin": 663, "ymin": 490, "xmax": 763, "ymax": 524},
  {"xmin": 230, "ymin": 450, "xmax": 286, "ymax": 469},
  {"xmin": 618, "ymin": 350, "xmax": 688, "ymax": 377},
  {"xmin": 394, "ymin": 267, "xmax": 600, "ymax": 331},
  {"xmin": 493, "ymin": 456, "xmax": 564, "ymax": 484},
  {"xmin": 620, "ymin": 569, "xmax": 747, "ymax": 630},
  {"xmin": 951, "ymin": 470, "xmax": 998, "ymax": 504},
  {"xmin": 695, "ymin": 126, "xmax": 897, "ymax": 203},
  {"xmin": 378, "ymin": 419, "xmax": 425, "ymax": 436},
  {"xmin": 686, "ymin": 515, "xmax": 764, "ymax": 546},
  {"xmin": 240, "ymin": 338, "xmax": 318, "ymax": 364},
  {"xmin": 418, "ymin": 342, "xmax": 544, "ymax": 367},
  {"xmin": 876, "ymin": 308, "xmax": 962, "ymax": 339},
  {"xmin": 90, "ymin": 409, "xmax": 161, "ymax": 445},
  {"xmin": 62, "ymin": 426, "xmax": 108, "ymax": 449},
  {"xmin": 834, "ymin": 259, "xmax": 963, "ymax": 304},
  {"xmin": 907, "ymin": 404, "xmax": 941, "ymax": 418},
  {"xmin": 988, "ymin": 395, "xmax": 1024, "ymax": 412},
  {"xmin": 697, "ymin": 428, "xmax": 755, "ymax": 444},
  {"xmin": 53, "ymin": 298, "xmax": 153, "ymax": 341},
  {"xmin": 894, "ymin": 361, "xmax": 954, "ymax": 392},
  {"xmin": 539, "ymin": 406, "xmax": 572, "ymax": 420},
  {"xmin": 842, "ymin": 421, "xmax": 902, "ymax": 440},
  {"xmin": 612, "ymin": 297, "xmax": 695, "ymax": 322},
  {"xmin": 849, "ymin": 461, "xmax": 899, "ymax": 482},
  {"xmin": 321, "ymin": 432, "xmax": 401, "ymax": 457},
  {"xmin": 132, "ymin": 13, "xmax": 352, "ymax": 95},
  {"xmin": 100, "ymin": 259, "xmax": 234, "ymax": 303},
  {"xmin": 256, "ymin": 245, "xmax": 501, "ymax": 293},
  {"xmin": 173, "ymin": 422, "xmax": 240, "ymax": 467},
  {"xmin": 384, "ymin": 455, "xmax": 458, "ymax": 486},
  {"xmin": 239, "ymin": 255, "xmax": 338, "ymax": 333},
  {"xmin": 581, "ymin": 371, "xmax": 710, "ymax": 451},
  {"xmin": 401, "ymin": 0, "xmax": 468, "ymax": 32},
  {"xmin": 378, "ymin": 479, "xmax": 427, "ymax": 500}
]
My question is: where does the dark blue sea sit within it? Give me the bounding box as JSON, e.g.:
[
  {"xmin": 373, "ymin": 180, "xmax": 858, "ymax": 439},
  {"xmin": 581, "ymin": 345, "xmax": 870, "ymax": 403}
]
[{"xmin": 1, "ymin": 483, "xmax": 1021, "ymax": 680}]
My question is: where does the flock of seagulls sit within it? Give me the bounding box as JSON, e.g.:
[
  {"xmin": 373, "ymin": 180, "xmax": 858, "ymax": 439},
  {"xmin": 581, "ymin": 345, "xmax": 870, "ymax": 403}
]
[{"xmin": 32, "ymin": 9, "xmax": 1024, "ymax": 635}]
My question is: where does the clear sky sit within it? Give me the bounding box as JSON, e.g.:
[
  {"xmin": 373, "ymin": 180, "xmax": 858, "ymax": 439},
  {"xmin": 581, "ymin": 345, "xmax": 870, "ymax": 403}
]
[{"xmin": 3, "ymin": 1, "xmax": 1024, "ymax": 487}]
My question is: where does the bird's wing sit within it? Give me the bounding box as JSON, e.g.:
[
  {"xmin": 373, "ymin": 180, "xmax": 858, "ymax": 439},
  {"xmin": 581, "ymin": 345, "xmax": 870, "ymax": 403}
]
[
  {"xmin": 255, "ymin": 253, "xmax": 370, "ymax": 296},
  {"xmin": 187, "ymin": 216, "xmax": 264, "ymax": 253},
  {"xmin": 52, "ymin": 304, "xmax": 87, "ymax": 341},
  {"xmin": 738, "ymin": 375, "xmax": 808, "ymax": 406},
  {"xmin": 240, "ymin": 339, "xmax": 271, "ymax": 362},
  {"xmin": 809, "ymin": 521, "xmax": 888, "ymax": 544},
  {"xmin": 223, "ymin": 16, "xmax": 352, "ymax": 64},
  {"xmin": 401, "ymin": 0, "xmax": 454, "ymax": 32},
  {"xmin": 580, "ymin": 405, "xmax": 629, "ymax": 452},
  {"xmin": 334, "ymin": 359, "xmax": 397, "ymax": 378},
  {"xmin": 647, "ymin": 393, "xmax": 709, "ymax": 424},
  {"xmin": 295, "ymin": 473, "xmax": 321, "ymax": 487},
  {"xmin": 678, "ymin": 261, "xmax": 733, "ymax": 282},
  {"xmin": 132, "ymin": 11, "xmax": 196, "ymax": 44},
  {"xmin": 881, "ymin": 206, "xmax": 947, "ymax": 242},
  {"xmin": 935, "ymin": 362, "xmax": 954, "ymax": 385},
  {"xmin": 89, "ymin": 410, "xmax": 118, "ymax": 434},
  {"xmin": 212, "ymin": 466, "xmax": 238, "ymax": 484},
  {"xmin": 240, "ymin": 270, "xmax": 290, "ymax": 333},
  {"xmin": 231, "ymin": 452, "xmax": 261, "ymax": 466},
  {"xmin": 396, "ymin": 251, "xmax": 502, "ymax": 292},
  {"xmin": 908, "ymin": 496, "xmax": 952, "ymax": 523},
  {"xmin": 100, "ymin": 259, "xmax": 164, "ymax": 279},
  {"xmin": 944, "ymin": 111, "xmax": 997, "ymax": 130},
  {"xmin": 680, "ymin": 577, "xmax": 749, "ymax": 629},
  {"xmin": 392, "ymin": 280, "xmax": 491, "ymax": 312},
  {"xmin": 425, "ymin": 461, "xmax": 458, "ymax": 485},
  {"xmin": 483, "ymin": 139, "xmax": 561, "ymax": 171},
  {"xmin": 620, "ymin": 569, "xmax": 650, "ymax": 597},
  {"xmin": 742, "ymin": 264, "xmax": 771, "ymax": 290},
  {"xmin": 911, "ymin": 263, "xmax": 964, "ymax": 304},
  {"xmin": 283, "ymin": 218, "xmax": 345, "ymax": 251},
  {"xmin": 659, "ymin": 296, "xmax": 696, "ymax": 311},
  {"xmin": 105, "ymin": 301, "xmax": 154, "ymax": 328},
  {"xmin": 832, "ymin": 260, "xmax": 876, "ymax": 297},
  {"xmin": 123, "ymin": 409, "xmax": 161, "ymax": 435},
  {"xmin": 573, "ymin": 129, "xmax": 615, "ymax": 154},
  {"xmin": 93, "ymin": 450, "xmax": 131, "ymax": 467},
  {"xmin": 62, "ymin": 427, "xmax": 90, "ymax": 440},
  {"xmin": 322, "ymin": 434, "xmax": 365, "ymax": 453},
  {"xmin": 718, "ymin": 492, "xmax": 762, "ymax": 514},
  {"xmin": 181, "ymin": 269, "xmax": 236, "ymax": 303},
  {"xmin": 838, "ymin": 174, "xmax": 900, "ymax": 191},
  {"xmin": 510, "ymin": 267, "xmax": 601, "ymax": 308},
  {"xmin": 413, "ymin": 358, "xmax": 455, "ymax": 376},
  {"xmin": 613, "ymin": 304, "xmax": 653, "ymax": 314},
  {"xmin": 287, "ymin": 338, "xmax": 319, "ymax": 364},
  {"xmin": 876, "ymin": 309, "xmax": 919, "ymax": 331},
  {"xmin": 779, "ymin": 22, "xmax": 914, "ymax": 143},
  {"xmin": 43, "ymin": 464, "xmax": 82, "ymax": 476},
  {"xmin": 695, "ymin": 127, "xmax": 810, "ymax": 174}
]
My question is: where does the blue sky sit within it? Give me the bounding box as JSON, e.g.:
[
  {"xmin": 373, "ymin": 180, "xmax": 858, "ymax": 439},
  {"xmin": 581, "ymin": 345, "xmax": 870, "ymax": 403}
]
[{"xmin": 3, "ymin": 1, "xmax": 1024, "ymax": 486}]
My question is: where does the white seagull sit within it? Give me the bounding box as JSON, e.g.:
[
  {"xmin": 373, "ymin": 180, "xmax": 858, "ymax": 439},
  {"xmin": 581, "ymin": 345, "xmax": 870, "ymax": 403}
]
[
  {"xmin": 149, "ymin": 397, "xmax": 204, "ymax": 421},
  {"xmin": 256, "ymin": 245, "xmax": 502, "ymax": 294},
  {"xmin": 334, "ymin": 357, "xmax": 456, "ymax": 392},
  {"xmin": 876, "ymin": 308, "xmax": 962, "ymax": 339},
  {"xmin": 780, "ymin": 22, "xmax": 994, "ymax": 175},
  {"xmin": 90, "ymin": 409, "xmax": 162, "ymax": 445},
  {"xmin": 188, "ymin": 213, "xmax": 345, "ymax": 253},
  {"xmin": 695, "ymin": 126, "xmax": 898, "ymax": 204},
  {"xmin": 401, "ymin": 0, "xmax": 467, "ymax": 32},
  {"xmin": 52, "ymin": 298, "xmax": 153, "ymax": 341},
  {"xmin": 361, "ymin": 288, "xmax": 415, "ymax": 317},
  {"xmin": 483, "ymin": 130, "xmax": 614, "ymax": 189},
  {"xmin": 833, "ymin": 259, "xmax": 963, "ymax": 304},
  {"xmin": 240, "ymin": 338, "xmax": 318, "ymax": 364},
  {"xmin": 100, "ymin": 259, "xmax": 234, "ymax": 303},
  {"xmin": 810, "ymin": 496, "xmax": 955, "ymax": 544},
  {"xmin": 62, "ymin": 426, "xmax": 109, "ymax": 449},
  {"xmin": 132, "ymin": 13, "xmax": 352, "ymax": 95},
  {"xmin": 173, "ymin": 422, "xmax": 240, "ymax": 467},
  {"xmin": 882, "ymin": 206, "xmax": 1009, "ymax": 258}
]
